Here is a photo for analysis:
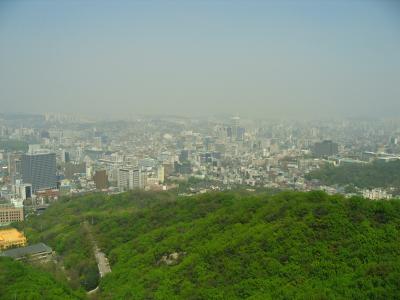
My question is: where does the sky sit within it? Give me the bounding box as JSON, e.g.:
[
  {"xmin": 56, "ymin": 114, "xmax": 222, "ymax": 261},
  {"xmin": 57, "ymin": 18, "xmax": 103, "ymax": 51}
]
[{"xmin": 0, "ymin": 0, "xmax": 399, "ymax": 119}]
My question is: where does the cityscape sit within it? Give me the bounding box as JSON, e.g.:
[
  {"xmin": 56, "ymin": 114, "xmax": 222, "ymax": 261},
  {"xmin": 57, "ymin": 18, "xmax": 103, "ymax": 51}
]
[
  {"xmin": 1, "ymin": 113, "xmax": 399, "ymax": 221},
  {"xmin": 1, "ymin": 0, "xmax": 400, "ymax": 299}
]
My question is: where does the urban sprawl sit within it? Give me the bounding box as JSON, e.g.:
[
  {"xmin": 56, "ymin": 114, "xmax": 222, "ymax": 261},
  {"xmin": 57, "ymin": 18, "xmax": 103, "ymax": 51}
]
[{"xmin": 1, "ymin": 113, "xmax": 400, "ymax": 230}]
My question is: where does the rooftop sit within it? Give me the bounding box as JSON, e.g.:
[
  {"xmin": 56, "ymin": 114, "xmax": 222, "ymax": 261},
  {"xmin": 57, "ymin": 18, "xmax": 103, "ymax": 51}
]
[
  {"xmin": 0, "ymin": 243, "xmax": 52, "ymax": 258},
  {"xmin": 0, "ymin": 228, "xmax": 26, "ymax": 242}
]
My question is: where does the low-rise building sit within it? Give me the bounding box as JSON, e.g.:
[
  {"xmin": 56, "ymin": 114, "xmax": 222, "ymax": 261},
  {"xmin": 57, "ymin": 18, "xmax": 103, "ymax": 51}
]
[
  {"xmin": 362, "ymin": 188, "xmax": 392, "ymax": 200},
  {"xmin": 0, "ymin": 205, "xmax": 24, "ymax": 226},
  {"xmin": 0, "ymin": 228, "xmax": 27, "ymax": 250},
  {"xmin": 0, "ymin": 242, "xmax": 53, "ymax": 262}
]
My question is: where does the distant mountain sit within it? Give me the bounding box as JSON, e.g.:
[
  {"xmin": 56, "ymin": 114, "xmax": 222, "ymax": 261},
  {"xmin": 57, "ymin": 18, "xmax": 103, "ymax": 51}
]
[
  {"xmin": 0, "ymin": 112, "xmax": 45, "ymax": 120},
  {"xmin": 0, "ymin": 113, "xmax": 49, "ymax": 130},
  {"xmin": 11, "ymin": 190, "xmax": 400, "ymax": 299}
]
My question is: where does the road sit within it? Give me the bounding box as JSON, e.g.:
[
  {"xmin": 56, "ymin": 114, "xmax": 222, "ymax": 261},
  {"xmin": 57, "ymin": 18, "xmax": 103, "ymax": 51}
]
[
  {"xmin": 83, "ymin": 221, "xmax": 111, "ymax": 294},
  {"xmin": 93, "ymin": 243, "xmax": 111, "ymax": 277}
]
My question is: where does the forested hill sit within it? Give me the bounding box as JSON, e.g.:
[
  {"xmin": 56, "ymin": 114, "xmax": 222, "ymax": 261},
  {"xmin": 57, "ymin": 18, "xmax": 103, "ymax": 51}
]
[
  {"xmin": 306, "ymin": 160, "xmax": 400, "ymax": 189},
  {"xmin": 10, "ymin": 191, "xmax": 400, "ymax": 299},
  {"xmin": 0, "ymin": 257, "xmax": 85, "ymax": 300}
]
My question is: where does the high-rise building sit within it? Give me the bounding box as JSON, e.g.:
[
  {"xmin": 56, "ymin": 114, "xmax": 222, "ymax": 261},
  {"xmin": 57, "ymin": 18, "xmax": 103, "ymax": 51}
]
[
  {"xmin": 64, "ymin": 151, "xmax": 70, "ymax": 163},
  {"xmin": 64, "ymin": 162, "xmax": 86, "ymax": 179},
  {"xmin": 174, "ymin": 161, "xmax": 192, "ymax": 174},
  {"xmin": 313, "ymin": 140, "xmax": 339, "ymax": 157},
  {"xmin": 163, "ymin": 163, "xmax": 174, "ymax": 178},
  {"xmin": 117, "ymin": 168, "xmax": 130, "ymax": 191},
  {"xmin": 21, "ymin": 152, "xmax": 57, "ymax": 192},
  {"xmin": 231, "ymin": 116, "xmax": 240, "ymax": 139},
  {"xmin": 93, "ymin": 170, "xmax": 108, "ymax": 190},
  {"xmin": 59, "ymin": 150, "xmax": 70, "ymax": 163},
  {"xmin": 179, "ymin": 150, "xmax": 189, "ymax": 162},
  {"xmin": 236, "ymin": 127, "xmax": 245, "ymax": 141},
  {"xmin": 132, "ymin": 168, "xmax": 146, "ymax": 189},
  {"xmin": 228, "ymin": 116, "xmax": 244, "ymax": 141},
  {"xmin": 231, "ymin": 116, "xmax": 240, "ymax": 128},
  {"xmin": 13, "ymin": 180, "xmax": 32, "ymax": 200},
  {"xmin": 157, "ymin": 165, "xmax": 165, "ymax": 183},
  {"xmin": 7, "ymin": 153, "xmax": 22, "ymax": 184},
  {"xmin": 117, "ymin": 168, "xmax": 146, "ymax": 191}
]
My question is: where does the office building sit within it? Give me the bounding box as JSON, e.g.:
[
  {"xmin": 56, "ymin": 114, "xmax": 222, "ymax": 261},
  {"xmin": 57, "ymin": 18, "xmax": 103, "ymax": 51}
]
[
  {"xmin": 132, "ymin": 168, "xmax": 146, "ymax": 189},
  {"xmin": 163, "ymin": 163, "xmax": 174, "ymax": 178},
  {"xmin": 94, "ymin": 170, "xmax": 108, "ymax": 190},
  {"xmin": 64, "ymin": 162, "xmax": 86, "ymax": 179},
  {"xmin": 157, "ymin": 165, "xmax": 165, "ymax": 183},
  {"xmin": 7, "ymin": 153, "xmax": 22, "ymax": 184},
  {"xmin": 117, "ymin": 168, "xmax": 130, "ymax": 191},
  {"xmin": 21, "ymin": 152, "xmax": 57, "ymax": 192},
  {"xmin": 313, "ymin": 140, "xmax": 339, "ymax": 157},
  {"xmin": 237, "ymin": 127, "xmax": 245, "ymax": 141},
  {"xmin": 59, "ymin": 150, "xmax": 70, "ymax": 163},
  {"xmin": 174, "ymin": 161, "xmax": 192, "ymax": 174},
  {"xmin": 12, "ymin": 180, "xmax": 32, "ymax": 200},
  {"xmin": 179, "ymin": 150, "xmax": 189, "ymax": 162},
  {"xmin": 118, "ymin": 168, "xmax": 146, "ymax": 191},
  {"xmin": 230, "ymin": 116, "xmax": 240, "ymax": 140}
]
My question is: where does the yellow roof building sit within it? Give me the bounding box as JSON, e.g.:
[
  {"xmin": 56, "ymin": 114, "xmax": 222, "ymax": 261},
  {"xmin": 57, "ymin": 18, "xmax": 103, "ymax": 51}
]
[{"xmin": 0, "ymin": 228, "xmax": 27, "ymax": 250}]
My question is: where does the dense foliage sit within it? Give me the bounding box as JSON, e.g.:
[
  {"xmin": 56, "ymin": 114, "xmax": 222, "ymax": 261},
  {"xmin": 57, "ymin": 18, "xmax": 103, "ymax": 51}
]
[
  {"xmin": 19, "ymin": 190, "xmax": 400, "ymax": 299},
  {"xmin": 17, "ymin": 204, "xmax": 100, "ymax": 291},
  {"xmin": 18, "ymin": 192, "xmax": 176, "ymax": 292},
  {"xmin": 306, "ymin": 160, "xmax": 400, "ymax": 189},
  {"xmin": 0, "ymin": 257, "xmax": 84, "ymax": 300}
]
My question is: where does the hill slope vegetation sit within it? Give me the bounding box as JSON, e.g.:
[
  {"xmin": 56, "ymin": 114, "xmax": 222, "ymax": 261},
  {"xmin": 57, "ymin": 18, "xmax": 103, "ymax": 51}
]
[
  {"xmin": 0, "ymin": 257, "xmax": 84, "ymax": 300},
  {"xmin": 12, "ymin": 191, "xmax": 400, "ymax": 299}
]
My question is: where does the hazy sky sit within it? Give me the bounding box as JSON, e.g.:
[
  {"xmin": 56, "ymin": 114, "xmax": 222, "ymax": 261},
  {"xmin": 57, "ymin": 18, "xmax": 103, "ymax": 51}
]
[{"xmin": 0, "ymin": 0, "xmax": 399, "ymax": 119}]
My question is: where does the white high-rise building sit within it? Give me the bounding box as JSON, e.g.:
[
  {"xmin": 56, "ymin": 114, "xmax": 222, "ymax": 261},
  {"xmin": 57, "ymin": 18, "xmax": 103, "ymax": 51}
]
[
  {"xmin": 118, "ymin": 168, "xmax": 131, "ymax": 191},
  {"xmin": 157, "ymin": 165, "xmax": 165, "ymax": 183},
  {"xmin": 118, "ymin": 168, "xmax": 147, "ymax": 191},
  {"xmin": 13, "ymin": 180, "xmax": 32, "ymax": 200},
  {"xmin": 132, "ymin": 168, "xmax": 146, "ymax": 190}
]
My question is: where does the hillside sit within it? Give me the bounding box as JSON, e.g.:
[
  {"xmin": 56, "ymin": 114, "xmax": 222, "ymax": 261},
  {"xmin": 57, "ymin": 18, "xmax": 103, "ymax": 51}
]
[
  {"xmin": 13, "ymin": 191, "xmax": 400, "ymax": 299},
  {"xmin": 306, "ymin": 160, "xmax": 400, "ymax": 190},
  {"xmin": 0, "ymin": 257, "xmax": 84, "ymax": 300}
]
